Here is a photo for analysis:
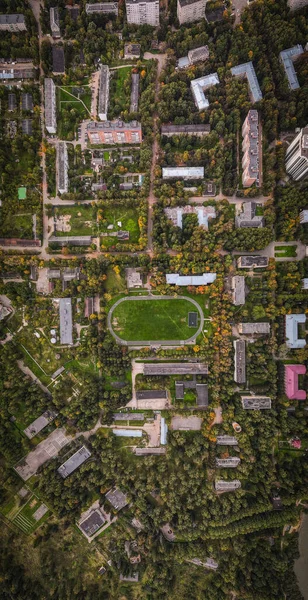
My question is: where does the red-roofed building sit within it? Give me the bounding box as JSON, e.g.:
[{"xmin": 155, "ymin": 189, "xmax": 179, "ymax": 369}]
[{"xmin": 285, "ymin": 364, "xmax": 306, "ymax": 400}]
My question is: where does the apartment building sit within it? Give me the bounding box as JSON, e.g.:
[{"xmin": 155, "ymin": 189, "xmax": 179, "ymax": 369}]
[
  {"xmin": 177, "ymin": 0, "xmax": 206, "ymax": 24},
  {"xmin": 87, "ymin": 120, "xmax": 142, "ymax": 144},
  {"xmin": 280, "ymin": 45, "xmax": 304, "ymax": 90},
  {"xmin": 44, "ymin": 78, "xmax": 57, "ymax": 134},
  {"xmin": 177, "ymin": 45, "xmax": 209, "ymax": 69},
  {"xmin": 231, "ymin": 62, "xmax": 263, "ymax": 104},
  {"xmin": 125, "ymin": 0, "xmax": 159, "ymax": 26},
  {"xmin": 98, "ymin": 65, "xmax": 110, "ymax": 121},
  {"xmin": 285, "ymin": 126, "xmax": 308, "ymax": 181},
  {"xmin": 0, "ymin": 14, "xmax": 26, "ymax": 31},
  {"xmin": 191, "ymin": 73, "xmax": 220, "ymax": 110},
  {"xmin": 242, "ymin": 110, "xmax": 261, "ymax": 188}
]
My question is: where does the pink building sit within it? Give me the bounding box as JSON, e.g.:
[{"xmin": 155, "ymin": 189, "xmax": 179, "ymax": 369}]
[{"xmin": 284, "ymin": 364, "xmax": 306, "ymax": 400}]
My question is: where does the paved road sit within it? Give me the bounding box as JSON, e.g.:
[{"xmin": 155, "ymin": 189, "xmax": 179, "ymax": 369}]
[
  {"xmin": 189, "ymin": 194, "xmax": 270, "ymax": 205},
  {"xmin": 232, "ymin": 240, "xmax": 306, "ymax": 261},
  {"xmin": 107, "ymin": 294, "xmax": 204, "ymax": 346}
]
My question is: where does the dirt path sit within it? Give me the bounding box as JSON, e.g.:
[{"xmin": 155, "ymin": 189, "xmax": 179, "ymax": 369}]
[{"xmin": 145, "ymin": 53, "xmax": 167, "ymax": 254}]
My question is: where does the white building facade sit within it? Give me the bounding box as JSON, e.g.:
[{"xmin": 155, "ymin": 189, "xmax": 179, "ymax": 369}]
[
  {"xmin": 285, "ymin": 127, "xmax": 308, "ymax": 181},
  {"xmin": 125, "ymin": 0, "xmax": 159, "ymax": 26}
]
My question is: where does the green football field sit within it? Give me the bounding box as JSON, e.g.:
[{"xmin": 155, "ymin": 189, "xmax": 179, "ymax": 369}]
[{"xmin": 110, "ymin": 298, "xmax": 201, "ymax": 341}]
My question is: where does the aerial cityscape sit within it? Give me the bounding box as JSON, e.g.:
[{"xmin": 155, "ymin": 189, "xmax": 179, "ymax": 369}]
[{"xmin": 0, "ymin": 0, "xmax": 307, "ymax": 598}]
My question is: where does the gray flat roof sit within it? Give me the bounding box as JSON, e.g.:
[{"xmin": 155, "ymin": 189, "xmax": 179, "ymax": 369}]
[
  {"xmin": 105, "ymin": 487, "xmax": 128, "ymax": 510},
  {"xmin": 15, "ymin": 428, "xmax": 72, "ymax": 481},
  {"xmin": 79, "ymin": 509, "xmax": 105, "ymax": 535},
  {"xmin": 136, "ymin": 390, "xmax": 167, "ymax": 400},
  {"xmin": 58, "ymin": 445, "xmax": 91, "ymax": 479},
  {"xmin": 231, "ymin": 62, "xmax": 262, "ymax": 103},
  {"xmin": 24, "ymin": 410, "xmax": 57, "ymax": 439},
  {"xmin": 161, "ymin": 124, "xmax": 210, "ymax": 135},
  {"xmin": 113, "ymin": 413, "xmax": 144, "ymax": 421},
  {"xmin": 59, "ymin": 297, "xmax": 73, "ymax": 345},
  {"xmin": 0, "ymin": 14, "xmax": 25, "ymax": 24},
  {"xmin": 280, "ymin": 45, "xmax": 304, "ymax": 90},
  {"xmin": 144, "ymin": 363, "xmax": 208, "ymax": 375}
]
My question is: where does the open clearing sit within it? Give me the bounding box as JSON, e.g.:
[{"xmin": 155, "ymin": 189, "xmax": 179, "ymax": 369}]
[
  {"xmin": 109, "ymin": 296, "xmax": 202, "ymax": 342},
  {"xmin": 100, "ymin": 206, "xmax": 140, "ymax": 247},
  {"xmin": 54, "ymin": 205, "xmax": 96, "ymax": 236}
]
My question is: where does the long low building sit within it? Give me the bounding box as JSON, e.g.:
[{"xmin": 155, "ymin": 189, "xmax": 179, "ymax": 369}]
[
  {"xmin": 166, "ymin": 273, "xmax": 216, "ymax": 286},
  {"xmin": 87, "ymin": 120, "xmax": 142, "ymax": 144},
  {"xmin": 237, "ymin": 256, "xmax": 268, "ymax": 269},
  {"xmin": 130, "ymin": 72, "xmax": 139, "ymax": 113},
  {"xmin": 162, "ymin": 167, "xmax": 204, "ymax": 179},
  {"xmin": 239, "ymin": 322, "xmax": 270, "ymax": 335},
  {"xmin": 215, "ymin": 480, "xmax": 241, "ymax": 491},
  {"xmin": 48, "ymin": 236, "xmax": 92, "ymax": 246},
  {"xmin": 241, "ymin": 396, "xmax": 272, "ymax": 409},
  {"xmin": 113, "ymin": 413, "xmax": 145, "ymax": 421},
  {"xmin": 86, "ymin": 2, "xmax": 118, "ymax": 14},
  {"xmin": 98, "ymin": 65, "xmax": 109, "ymax": 121},
  {"xmin": 234, "ymin": 340, "xmax": 246, "ymax": 384},
  {"xmin": 113, "ymin": 429, "xmax": 143, "ymax": 437},
  {"xmin": 216, "ymin": 458, "xmax": 241, "ymax": 468},
  {"xmin": 177, "ymin": 45, "xmax": 209, "ymax": 69},
  {"xmin": 58, "ymin": 445, "xmax": 92, "ymax": 479},
  {"xmin": 57, "ymin": 141, "xmax": 68, "ymax": 194},
  {"xmin": 59, "ymin": 297, "xmax": 73, "ymax": 345},
  {"xmin": 134, "ymin": 447, "xmax": 166, "ymax": 455},
  {"xmin": 231, "ymin": 276, "xmax": 245, "ymax": 305},
  {"xmin": 24, "ymin": 410, "xmax": 58, "ymax": 439},
  {"xmin": 165, "ymin": 205, "xmax": 216, "ymax": 229},
  {"xmin": 45, "ymin": 78, "xmax": 57, "ymax": 134},
  {"xmin": 216, "ymin": 436, "xmax": 238, "ymax": 445},
  {"xmin": 144, "ymin": 363, "xmax": 208, "ymax": 375},
  {"xmin": 0, "ymin": 13, "xmax": 26, "ymax": 31},
  {"xmin": 136, "ymin": 391, "xmax": 167, "ymax": 400},
  {"xmin": 161, "ymin": 124, "xmax": 210, "ymax": 137}
]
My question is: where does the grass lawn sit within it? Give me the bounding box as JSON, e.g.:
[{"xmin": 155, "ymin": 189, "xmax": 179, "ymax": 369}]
[
  {"xmin": 112, "ymin": 67, "xmax": 131, "ymax": 108},
  {"xmin": 100, "ymin": 206, "xmax": 140, "ymax": 246},
  {"xmin": 0, "ymin": 213, "xmax": 33, "ymax": 238},
  {"xmin": 55, "ymin": 205, "xmax": 97, "ymax": 236},
  {"xmin": 274, "ymin": 245, "xmax": 297, "ymax": 257},
  {"xmin": 103, "ymin": 151, "xmax": 110, "ymax": 161},
  {"xmin": 110, "ymin": 298, "xmax": 201, "ymax": 341},
  {"xmin": 15, "ymin": 326, "xmax": 74, "ymax": 378},
  {"xmin": 105, "ymin": 267, "xmax": 127, "ymax": 294},
  {"xmin": 58, "ymin": 86, "xmax": 92, "ymax": 115},
  {"xmin": 0, "ymin": 492, "xmax": 50, "ymax": 535}
]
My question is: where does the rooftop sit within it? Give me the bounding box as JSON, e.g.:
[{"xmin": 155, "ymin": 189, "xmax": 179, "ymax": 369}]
[
  {"xmin": 0, "ymin": 14, "xmax": 25, "ymax": 25},
  {"xmin": 136, "ymin": 390, "xmax": 167, "ymax": 400},
  {"xmin": 144, "ymin": 363, "xmax": 208, "ymax": 375},
  {"xmin": 215, "ymin": 480, "xmax": 241, "ymax": 491},
  {"xmin": 58, "ymin": 445, "xmax": 92, "ymax": 479},
  {"xmin": 280, "ymin": 45, "xmax": 304, "ymax": 90},
  {"xmin": 237, "ymin": 255, "xmax": 268, "ymax": 268},
  {"xmin": 162, "ymin": 167, "xmax": 204, "ymax": 179},
  {"xmin": 59, "ymin": 297, "xmax": 73, "ymax": 345},
  {"xmin": 285, "ymin": 314, "xmax": 306, "ymax": 349},
  {"xmin": 79, "ymin": 508, "xmax": 106, "ymax": 536},
  {"xmin": 238, "ymin": 322, "xmax": 270, "ymax": 335},
  {"xmin": 241, "ymin": 396, "xmax": 272, "ymax": 409},
  {"xmin": 232, "ymin": 276, "xmax": 246, "ymax": 306},
  {"xmin": 285, "ymin": 364, "xmax": 306, "ymax": 400},
  {"xmin": 234, "ymin": 339, "xmax": 246, "ymax": 384},
  {"xmin": 105, "ymin": 487, "xmax": 128, "ymax": 510},
  {"xmin": 166, "ymin": 272, "xmax": 216, "ymax": 286},
  {"xmin": 216, "ymin": 435, "xmax": 238, "ymax": 445},
  {"xmin": 231, "ymin": 62, "xmax": 263, "ymax": 103},
  {"xmin": 191, "ymin": 73, "xmax": 220, "ymax": 110},
  {"xmin": 113, "ymin": 429, "xmax": 143, "ymax": 437},
  {"xmin": 236, "ymin": 202, "xmax": 264, "ymax": 228},
  {"xmin": 52, "ymin": 46, "xmax": 65, "ymax": 74},
  {"xmin": 24, "ymin": 410, "xmax": 57, "ymax": 439},
  {"xmin": 161, "ymin": 124, "xmax": 210, "ymax": 135},
  {"xmin": 87, "ymin": 119, "xmax": 141, "ymax": 131}
]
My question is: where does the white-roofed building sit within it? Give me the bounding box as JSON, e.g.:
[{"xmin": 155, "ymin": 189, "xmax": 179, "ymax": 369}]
[
  {"xmin": 166, "ymin": 273, "xmax": 216, "ymax": 286},
  {"xmin": 191, "ymin": 73, "xmax": 220, "ymax": 110},
  {"xmin": 241, "ymin": 396, "xmax": 272, "ymax": 409},
  {"xmin": 215, "ymin": 480, "xmax": 241, "ymax": 491},
  {"xmin": 164, "ymin": 205, "xmax": 216, "ymax": 229},
  {"xmin": 162, "ymin": 167, "xmax": 204, "ymax": 179},
  {"xmin": 300, "ymin": 210, "xmax": 308, "ymax": 223},
  {"xmin": 302, "ymin": 278, "xmax": 308, "ymax": 289},
  {"xmin": 285, "ymin": 314, "xmax": 306, "ymax": 348},
  {"xmin": 216, "ymin": 457, "xmax": 241, "ymax": 468}
]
